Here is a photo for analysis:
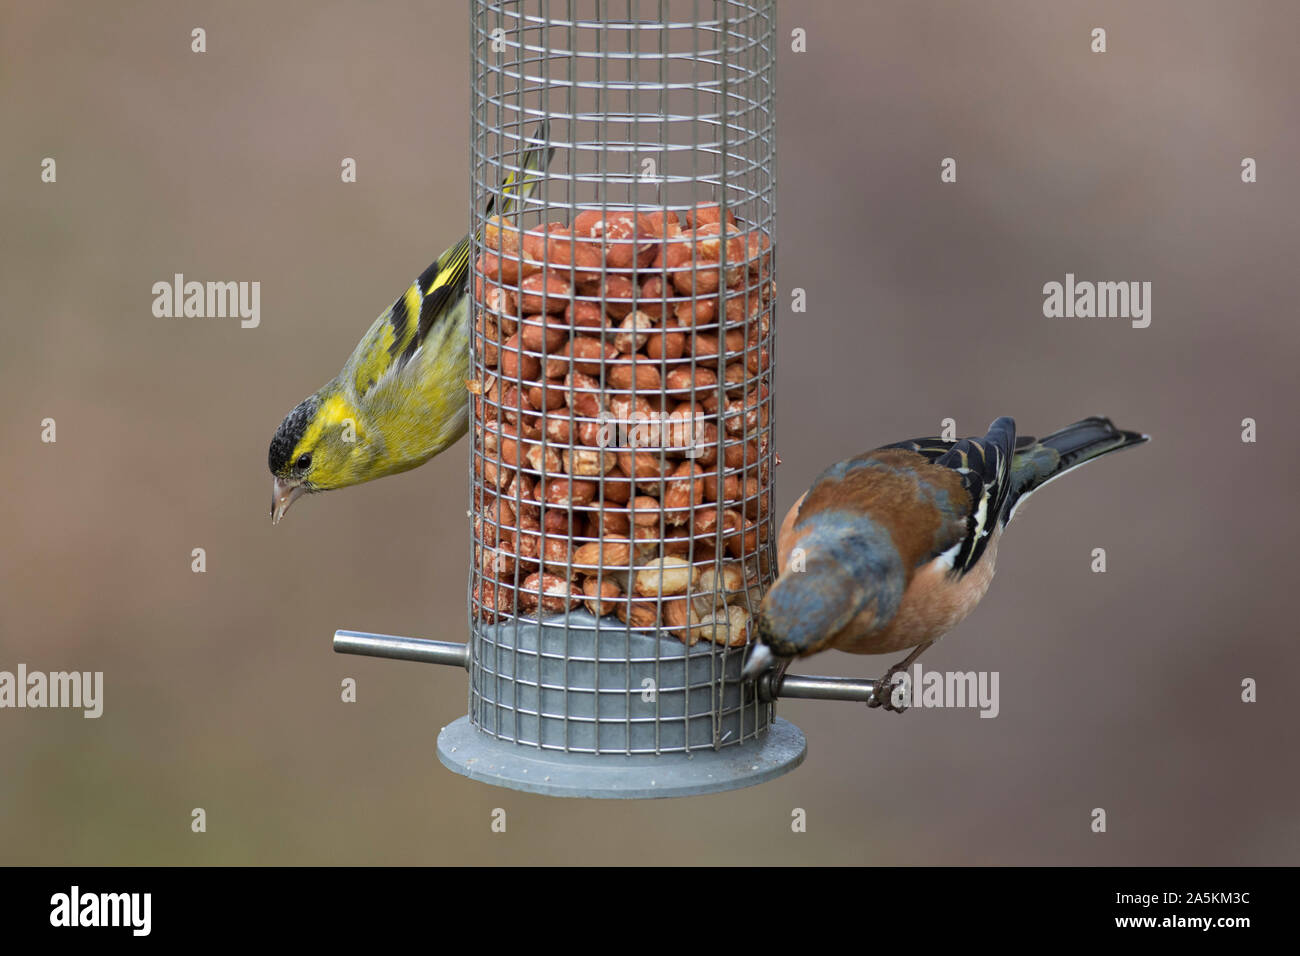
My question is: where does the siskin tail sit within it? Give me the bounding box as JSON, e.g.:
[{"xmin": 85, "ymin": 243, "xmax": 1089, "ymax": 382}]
[
  {"xmin": 410, "ymin": 123, "xmax": 555, "ymax": 344},
  {"xmin": 486, "ymin": 121, "xmax": 555, "ymax": 220},
  {"xmin": 1004, "ymin": 416, "xmax": 1148, "ymax": 523}
]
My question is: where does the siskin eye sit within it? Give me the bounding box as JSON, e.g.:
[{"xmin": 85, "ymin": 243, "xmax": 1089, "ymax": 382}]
[{"xmin": 296, "ymin": 453, "xmax": 312, "ymax": 471}]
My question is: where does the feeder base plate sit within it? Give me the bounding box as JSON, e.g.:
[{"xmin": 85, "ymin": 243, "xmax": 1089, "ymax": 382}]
[{"xmin": 436, "ymin": 716, "xmax": 806, "ymax": 799}]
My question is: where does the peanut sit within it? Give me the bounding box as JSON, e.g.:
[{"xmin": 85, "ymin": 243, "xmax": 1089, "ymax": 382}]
[
  {"xmin": 474, "ymin": 580, "xmax": 513, "ymax": 623},
  {"xmin": 683, "ymin": 202, "xmax": 737, "ymax": 230},
  {"xmin": 475, "ymin": 312, "xmax": 503, "ymax": 367},
  {"xmin": 725, "ymin": 512, "xmax": 761, "ymax": 559},
  {"xmin": 696, "ymin": 562, "xmax": 746, "ymax": 610},
  {"xmin": 499, "ymin": 333, "xmax": 540, "ymax": 382},
  {"xmin": 608, "ymin": 357, "xmax": 662, "ymax": 393},
  {"xmin": 616, "ymin": 449, "xmax": 671, "ymax": 482},
  {"xmin": 576, "ymin": 274, "xmax": 636, "ymax": 318},
  {"xmin": 572, "ymin": 539, "xmax": 633, "ymax": 571},
  {"xmin": 745, "ymin": 230, "xmax": 772, "ymax": 275},
  {"xmin": 614, "ymin": 310, "xmax": 656, "ymax": 353},
  {"xmin": 474, "ymin": 455, "xmax": 513, "ymax": 491},
  {"xmin": 519, "ymin": 316, "xmax": 568, "ymax": 353},
  {"xmin": 674, "ymin": 295, "xmax": 718, "ymax": 326},
  {"xmin": 638, "ymin": 275, "xmax": 671, "ymax": 320},
  {"xmin": 615, "ymin": 600, "xmax": 659, "ymax": 629},
  {"xmin": 599, "ymin": 468, "xmax": 634, "ymax": 504},
  {"xmin": 543, "ymin": 507, "xmax": 583, "ymax": 536},
  {"xmin": 591, "ymin": 506, "xmax": 631, "ymax": 536},
  {"xmin": 484, "ymin": 214, "xmax": 522, "ymax": 257},
  {"xmin": 529, "ymin": 226, "xmax": 603, "ymax": 284},
  {"xmin": 564, "ymin": 446, "xmax": 617, "ymax": 477},
  {"xmin": 550, "ymin": 335, "xmax": 618, "ymax": 376},
  {"xmin": 572, "ymin": 209, "xmax": 658, "ymax": 270},
  {"xmin": 633, "ymin": 557, "xmax": 697, "ymax": 597},
  {"xmin": 630, "ymin": 495, "xmax": 662, "ymax": 527},
  {"xmin": 663, "ymin": 597, "xmax": 701, "ymax": 645},
  {"xmin": 644, "ymin": 323, "xmax": 687, "ymax": 361},
  {"xmin": 525, "ymin": 443, "xmax": 563, "ymax": 475},
  {"xmin": 510, "ymin": 475, "xmax": 541, "ymax": 522},
  {"xmin": 543, "ymin": 476, "xmax": 597, "ymax": 509},
  {"xmin": 528, "ymin": 379, "xmax": 567, "ymax": 411},
  {"xmin": 723, "ymin": 438, "xmax": 760, "ymax": 469},
  {"xmin": 474, "ymin": 276, "xmax": 518, "ymax": 320},
  {"xmin": 695, "ymin": 605, "xmax": 751, "ymax": 646},
  {"xmin": 661, "ymin": 461, "xmax": 706, "ymax": 524},
  {"xmin": 478, "ymin": 544, "xmax": 515, "ymax": 580},
  {"xmin": 581, "ymin": 576, "xmax": 622, "ymax": 617},
  {"xmin": 663, "ymin": 365, "xmax": 717, "ymax": 399},
  {"xmin": 563, "ymin": 371, "xmax": 605, "ymax": 419},
  {"xmin": 565, "ymin": 298, "xmax": 607, "ymax": 330},
  {"xmin": 518, "ymin": 272, "xmax": 573, "ymax": 314},
  {"xmin": 520, "ymin": 572, "xmax": 580, "ymax": 613},
  {"xmin": 723, "ymin": 383, "xmax": 769, "ymax": 436}
]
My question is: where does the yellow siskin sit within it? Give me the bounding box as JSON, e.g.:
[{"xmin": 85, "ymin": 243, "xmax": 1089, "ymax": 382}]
[{"xmin": 268, "ymin": 134, "xmax": 552, "ymax": 523}]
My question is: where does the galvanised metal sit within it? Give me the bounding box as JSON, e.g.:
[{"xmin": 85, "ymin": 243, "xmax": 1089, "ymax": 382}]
[{"xmin": 466, "ymin": 1, "xmax": 778, "ymax": 776}]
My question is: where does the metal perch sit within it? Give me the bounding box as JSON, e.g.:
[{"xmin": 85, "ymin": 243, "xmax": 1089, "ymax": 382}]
[{"xmin": 334, "ymin": 629, "xmax": 879, "ymax": 705}]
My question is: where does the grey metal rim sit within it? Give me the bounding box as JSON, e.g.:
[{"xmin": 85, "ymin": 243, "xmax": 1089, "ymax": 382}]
[{"xmin": 437, "ymin": 715, "xmax": 805, "ymax": 799}]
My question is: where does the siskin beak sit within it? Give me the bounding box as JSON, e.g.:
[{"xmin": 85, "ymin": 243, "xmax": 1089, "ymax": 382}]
[{"xmin": 271, "ymin": 477, "xmax": 306, "ymax": 525}]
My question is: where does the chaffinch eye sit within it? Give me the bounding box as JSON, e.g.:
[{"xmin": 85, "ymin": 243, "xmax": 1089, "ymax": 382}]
[{"xmin": 296, "ymin": 453, "xmax": 312, "ymax": 471}]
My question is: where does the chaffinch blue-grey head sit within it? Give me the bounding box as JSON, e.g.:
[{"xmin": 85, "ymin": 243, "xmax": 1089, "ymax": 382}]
[{"xmin": 744, "ymin": 416, "xmax": 1147, "ymax": 706}]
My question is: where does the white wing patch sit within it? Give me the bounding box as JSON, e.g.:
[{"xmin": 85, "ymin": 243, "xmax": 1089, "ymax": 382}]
[
  {"xmin": 934, "ymin": 539, "xmax": 963, "ymax": 570},
  {"xmin": 965, "ymin": 491, "xmax": 991, "ymax": 566}
]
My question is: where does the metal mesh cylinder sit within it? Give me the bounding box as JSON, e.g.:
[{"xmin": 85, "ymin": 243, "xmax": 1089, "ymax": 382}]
[{"xmin": 467, "ymin": 0, "xmax": 776, "ymax": 756}]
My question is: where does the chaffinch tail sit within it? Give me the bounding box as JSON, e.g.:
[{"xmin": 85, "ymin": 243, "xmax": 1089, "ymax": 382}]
[{"xmin": 743, "ymin": 416, "xmax": 1148, "ymax": 707}]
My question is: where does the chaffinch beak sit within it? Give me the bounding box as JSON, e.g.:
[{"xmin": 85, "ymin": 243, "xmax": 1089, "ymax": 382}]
[{"xmin": 742, "ymin": 643, "xmax": 775, "ymax": 680}]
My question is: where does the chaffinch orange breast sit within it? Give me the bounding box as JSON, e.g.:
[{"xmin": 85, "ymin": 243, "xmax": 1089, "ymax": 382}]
[{"xmin": 744, "ymin": 416, "xmax": 1148, "ymax": 707}]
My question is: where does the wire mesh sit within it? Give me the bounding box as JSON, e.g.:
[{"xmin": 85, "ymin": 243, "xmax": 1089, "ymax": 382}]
[{"xmin": 467, "ymin": 0, "xmax": 776, "ymax": 755}]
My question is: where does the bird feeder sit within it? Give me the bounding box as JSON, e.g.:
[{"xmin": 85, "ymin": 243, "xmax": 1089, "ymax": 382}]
[{"xmin": 335, "ymin": 0, "xmax": 882, "ymax": 798}]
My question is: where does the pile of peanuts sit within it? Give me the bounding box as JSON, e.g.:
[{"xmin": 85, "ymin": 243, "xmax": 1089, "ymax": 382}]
[{"xmin": 470, "ymin": 202, "xmax": 774, "ymax": 647}]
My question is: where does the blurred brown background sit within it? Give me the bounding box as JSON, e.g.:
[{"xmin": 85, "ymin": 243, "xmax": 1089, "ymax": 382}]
[{"xmin": 2, "ymin": 0, "xmax": 1297, "ymax": 865}]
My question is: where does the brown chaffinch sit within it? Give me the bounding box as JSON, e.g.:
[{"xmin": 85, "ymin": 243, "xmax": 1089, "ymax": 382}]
[{"xmin": 743, "ymin": 416, "xmax": 1147, "ymax": 708}]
